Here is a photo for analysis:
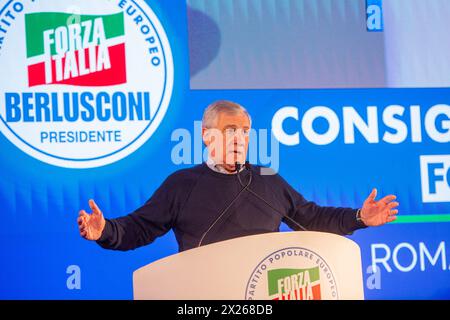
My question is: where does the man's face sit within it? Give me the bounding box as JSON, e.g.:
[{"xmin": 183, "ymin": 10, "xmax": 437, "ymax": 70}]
[{"xmin": 202, "ymin": 112, "xmax": 251, "ymax": 172}]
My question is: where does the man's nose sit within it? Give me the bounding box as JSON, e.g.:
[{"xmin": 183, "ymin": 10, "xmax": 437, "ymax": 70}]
[
  {"xmin": 232, "ymin": 136, "xmax": 246, "ymax": 146},
  {"xmin": 234, "ymin": 130, "xmax": 246, "ymax": 141}
]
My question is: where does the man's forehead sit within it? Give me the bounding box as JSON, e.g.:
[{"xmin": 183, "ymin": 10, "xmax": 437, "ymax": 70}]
[{"xmin": 217, "ymin": 112, "xmax": 251, "ymax": 126}]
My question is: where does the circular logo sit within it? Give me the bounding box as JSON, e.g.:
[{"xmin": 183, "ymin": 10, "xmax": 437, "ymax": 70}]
[
  {"xmin": 0, "ymin": 0, "xmax": 174, "ymax": 168},
  {"xmin": 245, "ymin": 247, "xmax": 338, "ymax": 300}
]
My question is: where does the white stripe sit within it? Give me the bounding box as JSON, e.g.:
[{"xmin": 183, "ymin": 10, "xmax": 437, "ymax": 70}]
[{"xmin": 27, "ymin": 35, "xmax": 125, "ymax": 65}]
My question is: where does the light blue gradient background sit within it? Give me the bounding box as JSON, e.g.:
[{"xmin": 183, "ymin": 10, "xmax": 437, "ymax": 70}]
[{"xmin": 189, "ymin": 0, "xmax": 450, "ymax": 89}]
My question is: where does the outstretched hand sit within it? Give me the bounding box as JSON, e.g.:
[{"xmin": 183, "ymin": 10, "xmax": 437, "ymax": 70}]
[
  {"xmin": 361, "ymin": 188, "xmax": 399, "ymax": 226},
  {"xmin": 77, "ymin": 199, "xmax": 106, "ymax": 240}
]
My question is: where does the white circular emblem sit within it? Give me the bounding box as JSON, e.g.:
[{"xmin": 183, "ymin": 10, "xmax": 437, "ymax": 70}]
[
  {"xmin": 245, "ymin": 247, "xmax": 339, "ymax": 300},
  {"xmin": 0, "ymin": 0, "xmax": 174, "ymax": 168}
]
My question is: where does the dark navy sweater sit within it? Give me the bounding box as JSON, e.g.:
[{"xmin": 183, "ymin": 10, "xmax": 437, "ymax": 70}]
[{"xmin": 96, "ymin": 163, "xmax": 367, "ymax": 252}]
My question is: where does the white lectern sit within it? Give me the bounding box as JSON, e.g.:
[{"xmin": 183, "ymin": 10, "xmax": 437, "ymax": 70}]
[{"xmin": 133, "ymin": 231, "xmax": 364, "ymax": 300}]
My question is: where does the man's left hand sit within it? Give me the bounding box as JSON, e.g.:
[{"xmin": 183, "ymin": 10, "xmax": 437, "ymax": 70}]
[{"xmin": 361, "ymin": 188, "xmax": 399, "ymax": 226}]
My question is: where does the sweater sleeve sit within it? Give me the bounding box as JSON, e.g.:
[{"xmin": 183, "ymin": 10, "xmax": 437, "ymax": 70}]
[
  {"xmin": 95, "ymin": 172, "xmax": 185, "ymax": 251},
  {"xmin": 277, "ymin": 176, "xmax": 367, "ymax": 235}
]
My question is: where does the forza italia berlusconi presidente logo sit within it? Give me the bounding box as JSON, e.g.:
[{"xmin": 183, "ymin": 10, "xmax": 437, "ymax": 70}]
[{"xmin": 0, "ymin": 0, "xmax": 174, "ymax": 168}]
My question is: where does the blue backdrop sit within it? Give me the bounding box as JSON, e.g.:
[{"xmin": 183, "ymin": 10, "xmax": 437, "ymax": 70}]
[{"xmin": 0, "ymin": 0, "xmax": 449, "ymax": 299}]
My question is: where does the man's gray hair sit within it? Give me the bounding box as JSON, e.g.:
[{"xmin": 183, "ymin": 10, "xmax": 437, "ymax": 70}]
[{"xmin": 202, "ymin": 100, "xmax": 252, "ymax": 128}]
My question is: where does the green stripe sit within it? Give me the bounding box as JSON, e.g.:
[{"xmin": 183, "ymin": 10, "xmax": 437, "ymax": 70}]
[
  {"xmin": 25, "ymin": 12, "xmax": 124, "ymax": 58},
  {"xmin": 391, "ymin": 214, "xmax": 450, "ymax": 224}
]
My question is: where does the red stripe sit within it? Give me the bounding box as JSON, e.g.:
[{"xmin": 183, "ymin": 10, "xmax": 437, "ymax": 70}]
[
  {"xmin": 271, "ymin": 284, "xmax": 322, "ymax": 300},
  {"xmin": 312, "ymin": 284, "xmax": 321, "ymax": 300},
  {"xmin": 27, "ymin": 43, "xmax": 126, "ymax": 87},
  {"xmin": 27, "ymin": 62, "xmax": 46, "ymax": 87}
]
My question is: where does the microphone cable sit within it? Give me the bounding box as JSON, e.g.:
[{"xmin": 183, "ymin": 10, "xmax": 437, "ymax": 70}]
[
  {"xmin": 236, "ymin": 161, "xmax": 308, "ymax": 231},
  {"xmin": 197, "ymin": 162, "xmax": 253, "ymax": 247}
]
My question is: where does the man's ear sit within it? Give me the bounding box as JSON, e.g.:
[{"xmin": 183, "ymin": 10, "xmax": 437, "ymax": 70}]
[{"xmin": 202, "ymin": 127, "xmax": 210, "ymax": 147}]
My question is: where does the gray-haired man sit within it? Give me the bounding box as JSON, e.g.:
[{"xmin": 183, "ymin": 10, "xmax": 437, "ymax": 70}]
[{"xmin": 78, "ymin": 100, "xmax": 399, "ymax": 252}]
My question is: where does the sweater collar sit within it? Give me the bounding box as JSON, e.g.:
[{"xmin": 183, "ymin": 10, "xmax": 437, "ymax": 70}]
[{"xmin": 206, "ymin": 157, "xmax": 245, "ymax": 175}]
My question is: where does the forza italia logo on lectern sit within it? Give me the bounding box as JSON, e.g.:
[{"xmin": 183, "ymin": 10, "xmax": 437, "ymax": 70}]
[
  {"xmin": 245, "ymin": 247, "xmax": 338, "ymax": 300},
  {"xmin": 0, "ymin": 0, "xmax": 174, "ymax": 168}
]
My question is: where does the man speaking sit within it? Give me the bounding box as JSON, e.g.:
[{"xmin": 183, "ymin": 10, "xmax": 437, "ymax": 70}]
[{"xmin": 77, "ymin": 100, "xmax": 399, "ymax": 252}]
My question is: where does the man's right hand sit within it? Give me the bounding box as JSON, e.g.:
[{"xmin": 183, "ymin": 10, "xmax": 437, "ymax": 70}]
[{"xmin": 78, "ymin": 199, "xmax": 106, "ymax": 241}]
